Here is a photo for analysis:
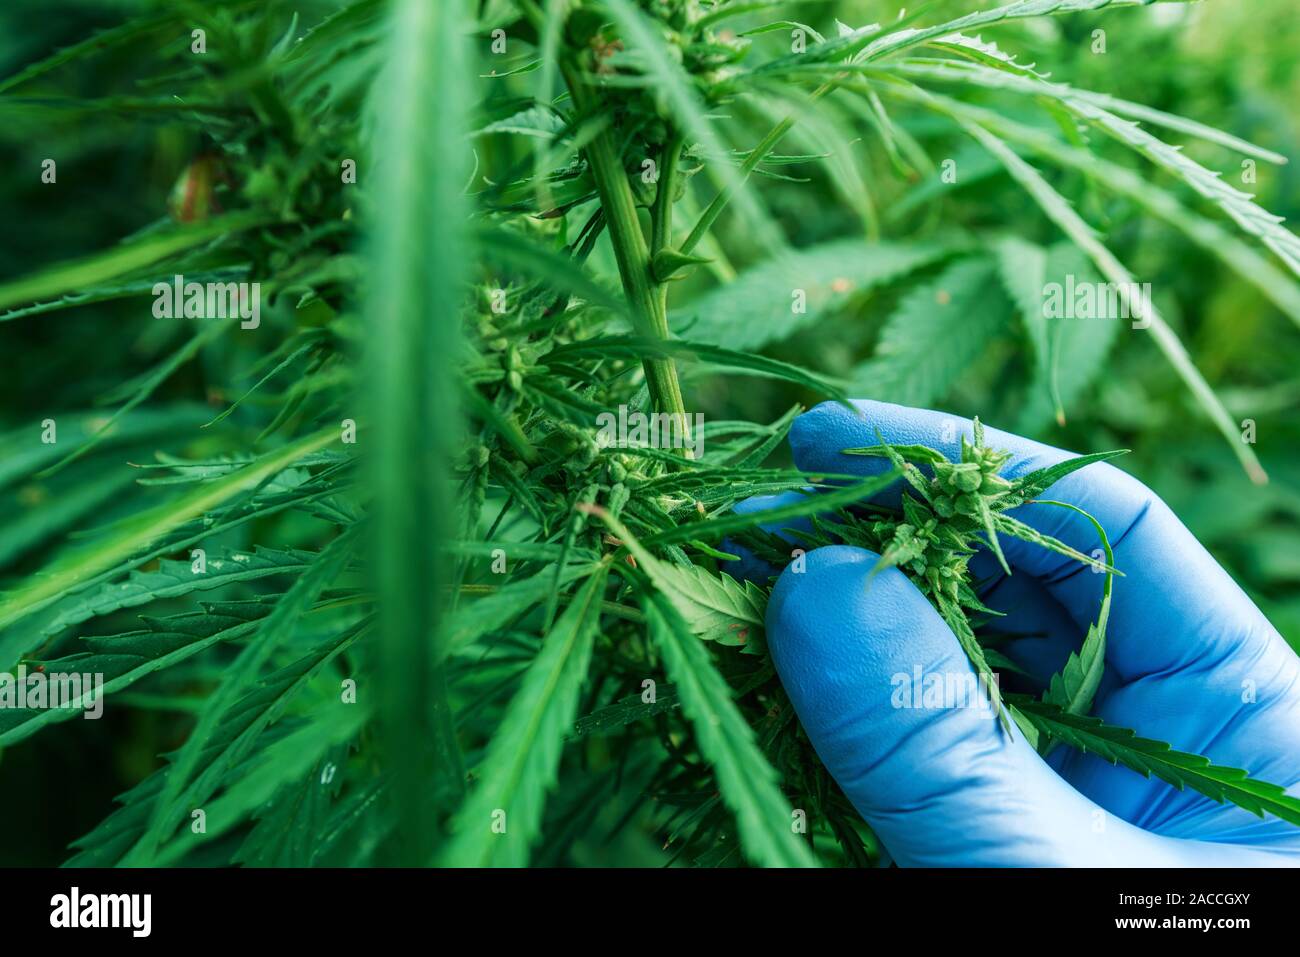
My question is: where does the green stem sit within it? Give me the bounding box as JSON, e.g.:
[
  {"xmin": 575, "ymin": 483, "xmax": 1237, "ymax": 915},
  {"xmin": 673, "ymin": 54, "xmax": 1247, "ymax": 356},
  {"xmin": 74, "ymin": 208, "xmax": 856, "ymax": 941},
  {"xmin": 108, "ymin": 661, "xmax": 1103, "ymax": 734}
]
[
  {"xmin": 561, "ymin": 59, "xmax": 686, "ymax": 424},
  {"xmin": 651, "ymin": 132, "xmax": 683, "ymax": 256},
  {"xmin": 648, "ymin": 132, "xmax": 696, "ymax": 458},
  {"xmin": 651, "ymin": 131, "xmax": 684, "ymax": 318}
]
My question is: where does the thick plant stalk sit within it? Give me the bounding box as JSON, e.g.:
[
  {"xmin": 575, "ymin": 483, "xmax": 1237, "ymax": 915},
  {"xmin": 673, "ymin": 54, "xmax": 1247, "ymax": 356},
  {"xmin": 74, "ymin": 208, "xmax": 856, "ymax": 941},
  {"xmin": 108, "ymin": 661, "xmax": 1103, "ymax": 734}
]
[{"xmin": 561, "ymin": 60, "xmax": 688, "ymax": 430}]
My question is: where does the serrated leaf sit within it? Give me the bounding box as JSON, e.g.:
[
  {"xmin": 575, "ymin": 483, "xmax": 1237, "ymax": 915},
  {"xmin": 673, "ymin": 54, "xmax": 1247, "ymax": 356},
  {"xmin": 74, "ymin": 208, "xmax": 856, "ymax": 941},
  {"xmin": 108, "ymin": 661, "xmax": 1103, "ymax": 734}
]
[
  {"xmin": 840, "ymin": 443, "xmax": 949, "ymax": 465},
  {"xmin": 38, "ymin": 324, "xmax": 230, "ymax": 477},
  {"xmin": 37, "ymin": 545, "xmax": 320, "ymax": 641},
  {"xmin": 123, "ymin": 524, "xmax": 363, "ymax": 864},
  {"xmin": 729, "ymin": 403, "xmax": 802, "ymax": 468},
  {"xmin": 0, "ymin": 425, "xmax": 340, "ymax": 661},
  {"xmin": 152, "ymin": 704, "xmax": 366, "ymax": 866},
  {"xmin": 0, "ymin": 11, "xmax": 174, "ymax": 94},
  {"xmin": 65, "ymin": 623, "xmax": 367, "ymax": 865},
  {"xmin": 1016, "ymin": 241, "xmax": 1120, "ymax": 429},
  {"xmin": 1011, "ymin": 449, "xmax": 1130, "ymax": 500},
  {"xmin": 1015, "ymin": 698, "xmax": 1300, "ymax": 827},
  {"xmin": 475, "ymin": 105, "xmax": 566, "ymax": 138},
  {"xmin": 445, "ymin": 562, "xmax": 598, "ymax": 655},
  {"xmin": 897, "ymin": 89, "xmax": 1300, "ymax": 330},
  {"xmin": 595, "ymin": 509, "xmax": 767, "ymax": 652},
  {"xmin": 0, "ymin": 404, "xmax": 210, "ymax": 493},
  {"xmin": 901, "ymin": 60, "xmax": 1300, "ymax": 279},
  {"xmin": 1039, "ymin": 501, "xmax": 1113, "ymax": 718},
  {"xmin": 992, "ymin": 511, "xmax": 1120, "ymax": 575},
  {"xmin": 850, "ymin": 256, "xmax": 1011, "ymax": 406},
  {"xmin": 996, "ymin": 236, "xmax": 1056, "ymax": 419},
  {"xmin": 546, "ymin": 335, "xmax": 849, "ymax": 402},
  {"xmin": 0, "ymin": 213, "xmax": 268, "ymax": 313},
  {"xmin": 643, "ymin": 469, "xmax": 902, "ymax": 549},
  {"xmin": 643, "ymin": 592, "xmax": 817, "ymax": 867},
  {"xmin": 570, "ymin": 686, "xmax": 682, "ymax": 738},
  {"xmin": 671, "ymin": 240, "xmax": 959, "ymax": 349},
  {"xmin": 0, "ymin": 600, "xmax": 276, "ymax": 747},
  {"xmin": 934, "ymin": 590, "xmax": 1010, "ymax": 731},
  {"xmin": 233, "ymin": 746, "xmax": 347, "ymax": 867},
  {"xmin": 311, "ymin": 777, "xmax": 390, "ymax": 867},
  {"xmin": 440, "ymin": 565, "xmax": 610, "ymax": 867},
  {"xmin": 958, "ymin": 119, "xmax": 1267, "ymax": 484},
  {"xmin": 926, "ymin": 32, "xmax": 1047, "ymax": 78}
]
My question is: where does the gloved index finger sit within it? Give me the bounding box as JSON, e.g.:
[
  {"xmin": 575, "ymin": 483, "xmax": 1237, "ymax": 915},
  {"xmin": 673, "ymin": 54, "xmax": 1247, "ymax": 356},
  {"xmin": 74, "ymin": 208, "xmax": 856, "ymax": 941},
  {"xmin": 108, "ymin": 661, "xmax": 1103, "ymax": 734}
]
[{"xmin": 787, "ymin": 399, "xmax": 1282, "ymax": 684}]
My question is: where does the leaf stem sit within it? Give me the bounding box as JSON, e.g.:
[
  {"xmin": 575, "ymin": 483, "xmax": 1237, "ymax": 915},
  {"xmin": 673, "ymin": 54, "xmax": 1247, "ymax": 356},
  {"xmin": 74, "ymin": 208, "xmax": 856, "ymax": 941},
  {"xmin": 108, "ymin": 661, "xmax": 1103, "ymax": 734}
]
[
  {"xmin": 651, "ymin": 132, "xmax": 683, "ymax": 257},
  {"xmin": 561, "ymin": 59, "xmax": 687, "ymax": 426},
  {"xmin": 651, "ymin": 129, "xmax": 685, "ymax": 328},
  {"xmin": 681, "ymin": 81, "xmax": 833, "ymax": 256}
]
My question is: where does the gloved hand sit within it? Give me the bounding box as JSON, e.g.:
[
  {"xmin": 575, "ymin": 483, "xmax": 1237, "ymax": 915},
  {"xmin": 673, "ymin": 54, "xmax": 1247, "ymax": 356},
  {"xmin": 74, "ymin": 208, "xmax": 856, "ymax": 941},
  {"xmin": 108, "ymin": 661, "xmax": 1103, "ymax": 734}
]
[{"xmin": 738, "ymin": 399, "xmax": 1300, "ymax": 866}]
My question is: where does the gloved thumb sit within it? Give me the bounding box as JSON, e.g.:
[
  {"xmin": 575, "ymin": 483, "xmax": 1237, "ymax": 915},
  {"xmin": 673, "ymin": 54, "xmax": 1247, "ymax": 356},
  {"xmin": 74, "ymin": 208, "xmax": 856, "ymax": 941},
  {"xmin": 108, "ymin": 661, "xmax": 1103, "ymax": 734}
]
[{"xmin": 767, "ymin": 545, "xmax": 1279, "ymax": 866}]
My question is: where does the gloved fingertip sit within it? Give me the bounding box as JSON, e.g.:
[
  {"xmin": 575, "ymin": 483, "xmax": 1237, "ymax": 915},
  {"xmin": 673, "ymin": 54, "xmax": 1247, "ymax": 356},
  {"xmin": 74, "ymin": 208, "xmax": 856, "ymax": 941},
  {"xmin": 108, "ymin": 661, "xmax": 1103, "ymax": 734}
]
[{"xmin": 721, "ymin": 490, "xmax": 819, "ymax": 584}]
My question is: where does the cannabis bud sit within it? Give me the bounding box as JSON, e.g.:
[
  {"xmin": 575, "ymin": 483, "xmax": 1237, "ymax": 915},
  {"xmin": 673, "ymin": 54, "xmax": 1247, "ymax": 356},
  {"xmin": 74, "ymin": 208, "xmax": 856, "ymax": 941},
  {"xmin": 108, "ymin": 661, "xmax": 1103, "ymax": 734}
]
[{"xmin": 930, "ymin": 435, "xmax": 1013, "ymax": 518}]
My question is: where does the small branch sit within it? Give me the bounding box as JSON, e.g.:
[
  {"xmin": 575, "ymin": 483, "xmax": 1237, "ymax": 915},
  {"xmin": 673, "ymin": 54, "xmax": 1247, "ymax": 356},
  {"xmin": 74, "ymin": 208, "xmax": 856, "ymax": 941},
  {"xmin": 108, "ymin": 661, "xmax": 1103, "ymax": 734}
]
[
  {"xmin": 648, "ymin": 131, "xmax": 696, "ymax": 459},
  {"xmin": 650, "ymin": 129, "xmax": 685, "ymax": 325},
  {"xmin": 681, "ymin": 80, "xmax": 834, "ymax": 256},
  {"xmin": 561, "ymin": 58, "xmax": 687, "ymax": 426},
  {"xmin": 651, "ymin": 132, "xmax": 684, "ymax": 258}
]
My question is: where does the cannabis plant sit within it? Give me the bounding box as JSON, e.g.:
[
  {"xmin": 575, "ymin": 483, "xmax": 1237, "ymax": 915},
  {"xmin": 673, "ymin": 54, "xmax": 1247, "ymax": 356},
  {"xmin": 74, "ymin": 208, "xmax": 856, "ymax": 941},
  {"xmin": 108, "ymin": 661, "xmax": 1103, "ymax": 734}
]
[{"xmin": 1, "ymin": 0, "xmax": 1298, "ymax": 867}]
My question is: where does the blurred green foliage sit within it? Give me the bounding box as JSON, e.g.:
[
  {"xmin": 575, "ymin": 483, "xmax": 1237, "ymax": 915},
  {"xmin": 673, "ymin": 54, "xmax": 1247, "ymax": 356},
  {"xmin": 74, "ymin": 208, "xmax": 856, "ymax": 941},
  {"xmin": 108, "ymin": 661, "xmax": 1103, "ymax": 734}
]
[{"xmin": 0, "ymin": 0, "xmax": 1297, "ymax": 865}]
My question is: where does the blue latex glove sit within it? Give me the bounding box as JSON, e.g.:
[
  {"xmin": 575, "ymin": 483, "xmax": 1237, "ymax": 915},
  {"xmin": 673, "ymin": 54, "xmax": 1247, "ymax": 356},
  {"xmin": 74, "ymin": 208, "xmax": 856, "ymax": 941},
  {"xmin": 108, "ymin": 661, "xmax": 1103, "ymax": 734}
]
[{"xmin": 741, "ymin": 399, "xmax": 1300, "ymax": 866}]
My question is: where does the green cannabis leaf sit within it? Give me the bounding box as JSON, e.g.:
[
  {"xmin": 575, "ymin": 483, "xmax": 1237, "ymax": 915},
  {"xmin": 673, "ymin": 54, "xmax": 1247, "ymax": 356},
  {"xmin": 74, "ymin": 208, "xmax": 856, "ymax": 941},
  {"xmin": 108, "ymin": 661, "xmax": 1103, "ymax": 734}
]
[{"xmin": 1014, "ymin": 699, "xmax": 1300, "ymax": 828}]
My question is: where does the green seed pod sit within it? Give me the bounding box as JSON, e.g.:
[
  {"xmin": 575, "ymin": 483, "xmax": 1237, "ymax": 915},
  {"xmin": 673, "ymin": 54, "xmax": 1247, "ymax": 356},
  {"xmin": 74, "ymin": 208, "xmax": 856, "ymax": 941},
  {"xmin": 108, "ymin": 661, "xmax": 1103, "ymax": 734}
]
[
  {"xmin": 980, "ymin": 472, "xmax": 1012, "ymax": 494},
  {"xmin": 507, "ymin": 369, "xmax": 523, "ymax": 392},
  {"xmin": 951, "ymin": 463, "xmax": 983, "ymax": 492},
  {"xmin": 955, "ymin": 492, "xmax": 981, "ymax": 516}
]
